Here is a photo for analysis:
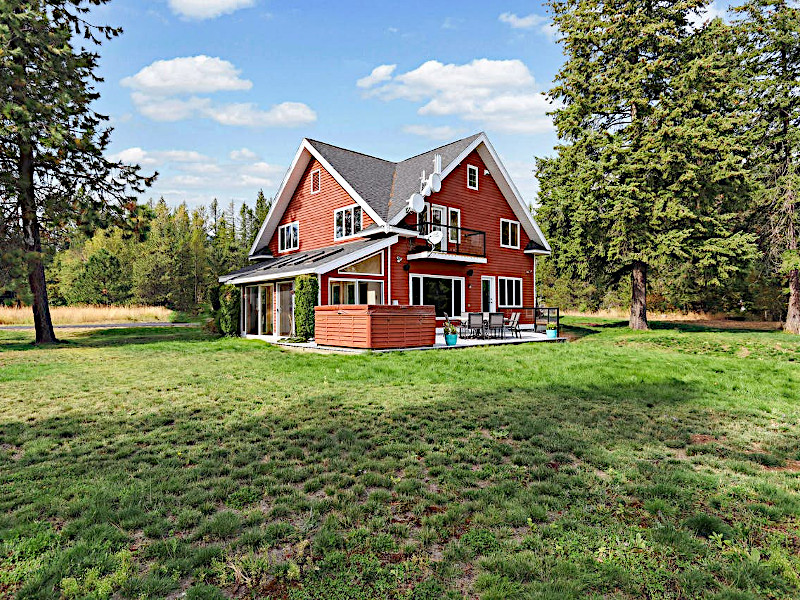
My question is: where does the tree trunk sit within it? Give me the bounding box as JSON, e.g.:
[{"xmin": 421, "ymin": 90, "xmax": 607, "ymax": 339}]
[
  {"xmin": 786, "ymin": 269, "xmax": 800, "ymax": 334},
  {"xmin": 630, "ymin": 261, "xmax": 648, "ymax": 330},
  {"xmin": 19, "ymin": 145, "xmax": 57, "ymax": 344}
]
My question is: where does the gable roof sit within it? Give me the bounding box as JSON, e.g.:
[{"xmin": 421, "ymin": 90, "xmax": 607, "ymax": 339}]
[{"xmin": 248, "ymin": 133, "xmax": 550, "ymax": 256}]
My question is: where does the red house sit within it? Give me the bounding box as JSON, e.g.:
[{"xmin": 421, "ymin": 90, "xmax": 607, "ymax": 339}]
[{"xmin": 220, "ymin": 133, "xmax": 551, "ymax": 338}]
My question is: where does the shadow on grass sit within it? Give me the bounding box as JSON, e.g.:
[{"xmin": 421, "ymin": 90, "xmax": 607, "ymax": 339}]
[{"xmin": 0, "ymin": 326, "xmax": 216, "ymax": 352}]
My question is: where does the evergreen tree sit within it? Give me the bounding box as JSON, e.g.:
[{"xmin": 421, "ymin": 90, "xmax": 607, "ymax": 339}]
[
  {"xmin": 0, "ymin": 0, "xmax": 154, "ymax": 343},
  {"xmin": 70, "ymin": 248, "xmax": 129, "ymax": 305},
  {"xmin": 734, "ymin": 0, "xmax": 800, "ymax": 332},
  {"xmin": 539, "ymin": 1, "xmax": 755, "ymax": 328}
]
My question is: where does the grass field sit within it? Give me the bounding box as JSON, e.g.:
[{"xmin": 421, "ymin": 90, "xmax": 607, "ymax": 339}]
[
  {"xmin": 1, "ymin": 319, "xmax": 799, "ymax": 599},
  {"xmin": 0, "ymin": 305, "xmax": 174, "ymax": 326}
]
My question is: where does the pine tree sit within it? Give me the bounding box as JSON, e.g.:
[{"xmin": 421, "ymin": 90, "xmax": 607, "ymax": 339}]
[
  {"xmin": 734, "ymin": 0, "xmax": 800, "ymax": 332},
  {"xmin": 539, "ymin": 1, "xmax": 756, "ymax": 328},
  {"xmin": 70, "ymin": 248, "xmax": 129, "ymax": 305},
  {"xmin": 0, "ymin": 1, "xmax": 154, "ymax": 342}
]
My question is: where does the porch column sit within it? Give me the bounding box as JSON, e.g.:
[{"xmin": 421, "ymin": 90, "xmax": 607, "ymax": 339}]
[{"xmin": 533, "ymin": 256, "xmax": 537, "ymax": 308}]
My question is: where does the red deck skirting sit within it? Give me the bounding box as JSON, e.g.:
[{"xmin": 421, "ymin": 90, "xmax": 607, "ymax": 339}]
[{"xmin": 315, "ymin": 305, "xmax": 436, "ymax": 349}]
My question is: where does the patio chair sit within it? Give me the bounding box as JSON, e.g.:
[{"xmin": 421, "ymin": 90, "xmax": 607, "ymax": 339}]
[
  {"xmin": 505, "ymin": 312, "xmax": 521, "ymax": 338},
  {"xmin": 461, "ymin": 312, "xmax": 484, "ymax": 339},
  {"xmin": 487, "ymin": 312, "xmax": 505, "ymax": 339}
]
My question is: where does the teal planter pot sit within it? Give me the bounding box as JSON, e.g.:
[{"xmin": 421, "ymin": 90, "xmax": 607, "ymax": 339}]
[
  {"xmin": 445, "ymin": 333, "xmax": 458, "ymax": 346},
  {"xmin": 546, "ymin": 329, "xmax": 558, "ymax": 339}
]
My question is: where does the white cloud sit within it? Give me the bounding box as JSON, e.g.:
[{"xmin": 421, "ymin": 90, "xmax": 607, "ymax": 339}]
[
  {"xmin": 356, "ymin": 64, "xmax": 396, "ymax": 89},
  {"xmin": 122, "ymin": 56, "xmax": 252, "ymax": 95},
  {"xmin": 210, "ymin": 101, "xmax": 317, "ymax": 127},
  {"xmin": 498, "ymin": 12, "xmax": 547, "ymax": 29},
  {"xmin": 229, "ymin": 148, "xmax": 259, "ymax": 161},
  {"xmin": 402, "ymin": 124, "xmax": 465, "ymax": 141},
  {"xmin": 168, "ymin": 0, "xmax": 255, "ymax": 20},
  {"xmin": 498, "ymin": 12, "xmax": 557, "ymax": 39},
  {"xmin": 123, "ymin": 56, "xmax": 316, "ymax": 128},
  {"xmin": 361, "ymin": 59, "xmax": 553, "ymax": 135},
  {"xmin": 688, "ymin": 2, "xmax": 727, "ymax": 28}
]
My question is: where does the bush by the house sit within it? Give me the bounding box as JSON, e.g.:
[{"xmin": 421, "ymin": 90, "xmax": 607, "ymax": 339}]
[
  {"xmin": 217, "ymin": 285, "xmax": 240, "ymax": 336},
  {"xmin": 294, "ymin": 274, "xmax": 318, "ymax": 341}
]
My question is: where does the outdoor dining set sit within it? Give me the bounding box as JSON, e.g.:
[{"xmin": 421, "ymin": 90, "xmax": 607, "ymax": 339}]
[{"xmin": 456, "ymin": 312, "xmax": 522, "ymax": 339}]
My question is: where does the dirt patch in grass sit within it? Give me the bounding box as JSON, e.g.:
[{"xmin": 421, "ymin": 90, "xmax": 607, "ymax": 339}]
[
  {"xmin": 763, "ymin": 460, "xmax": 800, "ymax": 472},
  {"xmin": 690, "ymin": 434, "xmax": 721, "ymax": 445}
]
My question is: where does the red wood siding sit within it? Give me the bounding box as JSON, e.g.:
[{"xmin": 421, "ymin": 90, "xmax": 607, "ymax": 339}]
[
  {"xmin": 267, "ymin": 159, "xmax": 375, "ymax": 255},
  {"xmin": 387, "ymin": 149, "xmax": 537, "ymax": 322},
  {"xmin": 315, "ymin": 305, "xmax": 435, "ymax": 349}
]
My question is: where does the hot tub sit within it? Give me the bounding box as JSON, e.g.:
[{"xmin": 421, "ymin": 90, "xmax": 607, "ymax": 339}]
[{"xmin": 314, "ymin": 305, "xmax": 436, "ymax": 349}]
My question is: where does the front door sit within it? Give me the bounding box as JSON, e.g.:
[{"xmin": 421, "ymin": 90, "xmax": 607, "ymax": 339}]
[
  {"xmin": 430, "ymin": 204, "xmax": 447, "ymax": 252},
  {"xmin": 481, "ymin": 276, "xmax": 496, "ymax": 312},
  {"xmin": 277, "ymin": 282, "xmax": 294, "ymax": 336}
]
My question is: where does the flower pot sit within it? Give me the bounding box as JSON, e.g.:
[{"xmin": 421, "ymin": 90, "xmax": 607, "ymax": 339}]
[
  {"xmin": 546, "ymin": 329, "xmax": 558, "ymax": 339},
  {"xmin": 445, "ymin": 333, "xmax": 458, "ymax": 346}
]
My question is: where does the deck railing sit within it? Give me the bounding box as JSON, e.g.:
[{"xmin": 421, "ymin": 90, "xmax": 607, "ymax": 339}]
[
  {"xmin": 413, "ymin": 221, "xmax": 486, "ymax": 258},
  {"xmin": 519, "ymin": 306, "xmax": 560, "ymax": 334}
]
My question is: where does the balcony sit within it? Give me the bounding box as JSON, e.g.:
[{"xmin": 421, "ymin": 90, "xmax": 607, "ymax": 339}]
[{"xmin": 408, "ymin": 221, "xmax": 486, "ymax": 262}]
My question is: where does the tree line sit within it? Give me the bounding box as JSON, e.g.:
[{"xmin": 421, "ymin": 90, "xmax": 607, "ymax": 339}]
[{"xmin": 536, "ymin": 0, "xmax": 799, "ymax": 332}]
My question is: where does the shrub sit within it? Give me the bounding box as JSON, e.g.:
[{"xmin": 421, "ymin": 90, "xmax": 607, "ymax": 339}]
[
  {"xmin": 294, "ymin": 274, "xmax": 318, "ymax": 341},
  {"xmin": 217, "ymin": 285, "xmax": 240, "ymax": 336}
]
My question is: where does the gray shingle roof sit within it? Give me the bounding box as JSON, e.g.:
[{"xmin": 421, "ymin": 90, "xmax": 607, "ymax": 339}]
[
  {"xmin": 306, "ymin": 133, "xmax": 483, "ymax": 223},
  {"xmin": 220, "ymin": 237, "xmax": 390, "ymax": 284}
]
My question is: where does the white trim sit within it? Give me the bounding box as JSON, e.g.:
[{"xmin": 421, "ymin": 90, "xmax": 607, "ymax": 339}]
[
  {"xmin": 334, "ymin": 204, "xmax": 364, "ymax": 240},
  {"xmin": 409, "ymin": 273, "xmax": 466, "ymax": 318},
  {"xmin": 337, "ymin": 250, "xmax": 384, "ymax": 276},
  {"xmin": 387, "ymin": 249, "xmax": 392, "ymax": 304},
  {"xmin": 447, "ymin": 207, "xmax": 461, "ymax": 244},
  {"xmin": 277, "ymin": 221, "xmax": 299, "ymax": 253},
  {"xmin": 467, "ymin": 164, "xmax": 479, "ymax": 190},
  {"xmin": 498, "ymin": 276, "xmax": 523, "ymax": 308},
  {"xmin": 328, "ymin": 278, "xmax": 384, "ymax": 305},
  {"xmin": 406, "ymin": 251, "xmax": 487, "ymax": 264},
  {"xmin": 227, "ymin": 236, "xmax": 399, "ymax": 285},
  {"xmin": 310, "ymin": 168, "xmax": 321, "ymax": 194},
  {"xmin": 500, "ymin": 218, "xmax": 521, "ymax": 249},
  {"xmin": 481, "ymin": 275, "xmax": 496, "ymax": 312},
  {"xmin": 387, "ymin": 133, "xmax": 551, "ymax": 253},
  {"xmin": 524, "ymin": 248, "xmax": 552, "ymax": 256}
]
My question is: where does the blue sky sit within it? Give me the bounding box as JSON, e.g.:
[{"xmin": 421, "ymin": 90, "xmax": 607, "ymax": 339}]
[{"xmin": 91, "ymin": 0, "xmax": 727, "ymax": 211}]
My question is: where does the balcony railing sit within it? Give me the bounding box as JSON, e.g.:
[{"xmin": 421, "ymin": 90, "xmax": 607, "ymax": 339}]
[
  {"xmin": 412, "ymin": 221, "xmax": 486, "ymax": 258},
  {"xmin": 519, "ymin": 306, "xmax": 560, "ymax": 334}
]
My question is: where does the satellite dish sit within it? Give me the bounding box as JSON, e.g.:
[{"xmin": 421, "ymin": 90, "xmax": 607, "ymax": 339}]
[
  {"xmin": 426, "ymin": 230, "xmax": 443, "ymax": 246},
  {"xmin": 408, "ymin": 193, "xmax": 425, "ymax": 214},
  {"xmin": 429, "ymin": 173, "xmax": 441, "ymax": 193}
]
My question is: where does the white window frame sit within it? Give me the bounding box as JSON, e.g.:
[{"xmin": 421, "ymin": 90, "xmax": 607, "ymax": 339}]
[
  {"xmin": 278, "ymin": 221, "xmax": 299, "ymax": 252},
  {"xmin": 447, "ymin": 208, "xmax": 461, "ymax": 244},
  {"xmin": 333, "ymin": 204, "xmax": 363, "ymax": 240},
  {"xmin": 337, "ymin": 250, "xmax": 384, "ymax": 276},
  {"xmin": 500, "ymin": 218, "xmax": 520, "ymax": 249},
  {"xmin": 467, "ymin": 165, "xmax": 479, "ymax": 190},
  {"xmin": 408, "ymin": 274, "xmax": 466, "ymax": 318},
  {"xmin": 310, "ymin": 169, "xmax": 321, "ymax": 194},
  {"xmin": 329, "ymin": 278, "xmax": 384, "ymax": 305},
  {"xmin": 498, "ymin": 276, "xmax": 523, "ymax": 308}
]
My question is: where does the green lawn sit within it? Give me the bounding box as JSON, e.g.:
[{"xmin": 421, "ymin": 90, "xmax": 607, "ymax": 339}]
[{"xmin": 1, "ymin": 320, "xmax": 799, "ymax": 599}]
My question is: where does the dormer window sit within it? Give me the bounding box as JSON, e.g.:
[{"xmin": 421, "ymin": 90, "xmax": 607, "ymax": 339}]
[
  {"xmin": 310, "ymin": 169, "xmax": 321, "ymax": 194},
  {"xmin": 500, "ymin": 219, "xmax": 520, "ymax": 249},
  {"xmin": 467, "ymin": 165, "xmax": 479, "ymax": 190},
  {"xmin": 334, "ymin": 205, "xmax": 363, "ymax": 240},
  {"xmin": 278, "ymin": 222, "xmax": 299, "ymax": 252}
]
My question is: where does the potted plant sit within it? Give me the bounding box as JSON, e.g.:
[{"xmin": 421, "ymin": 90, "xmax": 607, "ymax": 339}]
[
  {"xmin": 443, "ymin": 320, "xmax": 458, "ymax": 346},
  {"xmin": 546, "ymin": 323, "xmax": 558, "ymax": 339}
]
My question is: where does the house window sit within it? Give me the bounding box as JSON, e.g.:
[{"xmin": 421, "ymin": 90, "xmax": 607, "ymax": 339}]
[
  {"xmin": 447, "ymin": 208, "xmax": 460, "ymax": 243},
  {"xmin": 310, "ymin": 169, "xmax": 321, "ymax": 194},
  {"xmin": 498, "ymin": 277, "xmax": 523, "ymax": 308},
  {"xmin": 334, "ymin": 205, "xmax": 363, "ymax": 239},
  {"xmin": 278, "ymin": 222, "xmax": 299, "ymax": 252},
  {"xmin": 330, "ymin": 279, "xmax": 383, "ymax": 305},
  {"xmin": 467, "ymin": 165, "xmax": 479, "ymax": 190},
  {"xmin": 339, "ymin": 252, "xmax": 383, "ymax": 275},
  {"xmin": 410, "ymin": 274, "xmax": 464, "ymax": 318},
  {"xmin": 500, "ymin": 219, "xmax": 520, "ymax": 249}
]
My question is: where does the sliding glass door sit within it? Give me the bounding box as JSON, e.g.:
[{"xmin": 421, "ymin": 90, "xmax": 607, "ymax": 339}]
[{"xmin": 410, "ymin": 275, "xmax": 464, "ymax": 318}]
